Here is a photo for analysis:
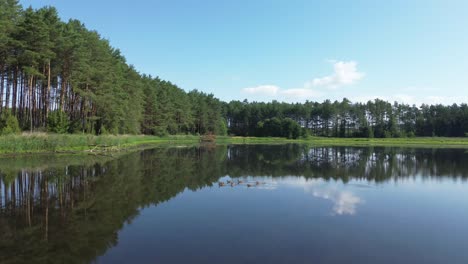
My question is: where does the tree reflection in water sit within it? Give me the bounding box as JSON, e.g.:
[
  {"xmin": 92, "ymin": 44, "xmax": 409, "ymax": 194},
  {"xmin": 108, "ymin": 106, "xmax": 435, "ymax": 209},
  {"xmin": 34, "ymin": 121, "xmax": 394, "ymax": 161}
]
[{"xmin": 0, "ymin": 145, "xmax": 467, "ymax": 263}]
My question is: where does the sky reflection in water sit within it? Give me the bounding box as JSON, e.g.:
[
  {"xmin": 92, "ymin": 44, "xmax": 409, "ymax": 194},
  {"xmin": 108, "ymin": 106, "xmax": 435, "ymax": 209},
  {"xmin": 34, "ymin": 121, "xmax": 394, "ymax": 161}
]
[{"xmin": 1, "ymin": 145, "xmax": 468, "ymax": 264}]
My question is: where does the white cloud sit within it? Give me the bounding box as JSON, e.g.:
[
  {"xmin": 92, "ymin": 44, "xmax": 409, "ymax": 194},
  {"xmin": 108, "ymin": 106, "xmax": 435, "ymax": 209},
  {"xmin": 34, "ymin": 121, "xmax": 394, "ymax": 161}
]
[
  {"xmin": 241, "ymin": 85, "xmax": 321, "ymax": 102},
  {"xmin": 242, "ymin": 85, "xmax": 279, "ymax": 96},
  {"xmin": 240, "ymin": 59, "xmax": 364, "ymax": 102},
  {"xmin": 280, "ymin": 88, "xmax": 322, "ymax": 99},
  {"xmin": 310, "ymin": 61, "xmax": 365, "ymax": 89}
]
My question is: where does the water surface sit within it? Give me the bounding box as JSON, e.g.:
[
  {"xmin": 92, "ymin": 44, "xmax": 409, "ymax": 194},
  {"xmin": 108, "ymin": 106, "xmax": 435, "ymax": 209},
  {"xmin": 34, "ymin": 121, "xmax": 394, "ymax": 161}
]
[{"xmin": 1, "ymin": 145, "xmax": 467, "ymax": 264}]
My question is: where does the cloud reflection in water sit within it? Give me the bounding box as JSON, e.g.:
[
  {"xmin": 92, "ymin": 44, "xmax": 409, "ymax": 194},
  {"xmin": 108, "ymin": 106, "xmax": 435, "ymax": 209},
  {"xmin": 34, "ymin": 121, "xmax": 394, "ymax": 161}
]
[
  {"xmin": 310, "ymin": 188, "xmax": 363, "ymax": 215},
  {"xmin": 283, "ymin": 177, "xmax": 364, "ymax": 215}
]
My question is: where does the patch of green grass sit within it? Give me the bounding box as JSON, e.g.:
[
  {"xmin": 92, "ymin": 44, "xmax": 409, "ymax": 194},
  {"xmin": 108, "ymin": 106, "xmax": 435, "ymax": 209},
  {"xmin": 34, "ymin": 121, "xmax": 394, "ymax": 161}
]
[
  {"xmin": 301, "ymin": 137, "xmax": 468, "ymax": 147},
  {"xmin": 218, "ymin": 136, "xmax": 468, "ymax": 147},
  {"xmin": 1, "ymin": 134, "xmax": 468, "ymax": 156},
  {"xmin": 0, "ymin": 133, "xmax": 201, "ymax": 154},
  {"xmin": 216, "ymin": 136, "xmax": 297, "ymax": 144}
]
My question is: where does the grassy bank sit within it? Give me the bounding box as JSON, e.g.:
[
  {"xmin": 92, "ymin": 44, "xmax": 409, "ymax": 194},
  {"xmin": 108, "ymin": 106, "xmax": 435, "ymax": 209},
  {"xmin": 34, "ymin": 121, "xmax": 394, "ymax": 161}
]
[
  {"xmin": 302, "ymin": 137, "xmax": 468, "ymax": 147},
  {"xmin": 0, "ymin": 133, "xmax": 200, "ymax": 154},
  {"xmin": 219, "ymin": 136, "xmax": 468, "ymax": 148},
  {"xmin": 1, "ymin": 134, "xmax": 468, "ymax": 155}
]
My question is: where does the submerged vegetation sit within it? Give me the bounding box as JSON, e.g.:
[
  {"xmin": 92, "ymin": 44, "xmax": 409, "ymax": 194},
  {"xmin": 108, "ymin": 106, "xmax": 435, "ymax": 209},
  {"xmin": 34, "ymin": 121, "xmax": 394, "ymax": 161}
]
[{"xmin": 1, "ymin": 0, "xmax": 468, "ymax": 142}]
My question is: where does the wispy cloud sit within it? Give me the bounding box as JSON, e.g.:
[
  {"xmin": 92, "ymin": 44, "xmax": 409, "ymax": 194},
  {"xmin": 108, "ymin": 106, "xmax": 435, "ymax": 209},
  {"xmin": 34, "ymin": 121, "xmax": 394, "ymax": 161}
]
[
  {"xmin": 242, "ymin": 85, "xmax": 321, "ymax": 101},
  {"xmin": 308, "ymin": 61, "xmax": 365, "ymax": 89},
  {"xmin": 240, "ymin": 60, "xmax": 364, "ymax": 102},
  {"xmin": 280, "ymin": 88, "xmax": 322, "ymax": 99},
  {"xmin": 242, "ymin": 85, "xmax": 280, "ymax": 96}
]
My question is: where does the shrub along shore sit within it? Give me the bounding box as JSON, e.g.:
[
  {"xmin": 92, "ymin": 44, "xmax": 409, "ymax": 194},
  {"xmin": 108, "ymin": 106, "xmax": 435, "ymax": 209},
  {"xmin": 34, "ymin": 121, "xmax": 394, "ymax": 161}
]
[{"xmin": 1, "ymin": 133, "xmax": 468, "ymax": 155}]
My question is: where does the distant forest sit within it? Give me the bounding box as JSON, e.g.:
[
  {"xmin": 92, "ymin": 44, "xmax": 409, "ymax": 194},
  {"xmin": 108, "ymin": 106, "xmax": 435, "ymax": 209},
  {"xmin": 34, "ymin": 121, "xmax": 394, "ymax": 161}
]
[{"xmin": 1, "ymin": 1, "xmax": 468, "ymax": 138}]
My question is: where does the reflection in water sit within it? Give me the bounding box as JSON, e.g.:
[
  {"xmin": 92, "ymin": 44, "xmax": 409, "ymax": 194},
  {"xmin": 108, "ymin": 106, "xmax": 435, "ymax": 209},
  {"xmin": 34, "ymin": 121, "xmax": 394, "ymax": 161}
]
[
  {"xmin": 0, "ymin": 145, "xmax": 467, "ymax": 263},
  {"xmin": 311, "ymin": 188, "xmax": 363, "ymax": 215},
  {"xmin": 284, "ymin": 178, "xmax": 364, "ymax": 215}
]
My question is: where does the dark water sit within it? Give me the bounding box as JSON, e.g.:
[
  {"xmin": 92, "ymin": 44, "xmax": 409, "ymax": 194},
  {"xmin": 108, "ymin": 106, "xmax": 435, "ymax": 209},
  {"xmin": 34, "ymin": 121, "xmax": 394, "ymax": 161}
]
[{"xmin": 1, "ymin": 145, "xmax": 468, "ymax": 264}]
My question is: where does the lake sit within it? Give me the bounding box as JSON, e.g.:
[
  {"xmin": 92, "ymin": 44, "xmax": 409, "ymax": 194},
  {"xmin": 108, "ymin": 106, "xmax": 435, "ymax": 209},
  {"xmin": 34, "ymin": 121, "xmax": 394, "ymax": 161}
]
[{"xmin": 1, "ymin": 145, "xmax": 468, "ymax": 264}]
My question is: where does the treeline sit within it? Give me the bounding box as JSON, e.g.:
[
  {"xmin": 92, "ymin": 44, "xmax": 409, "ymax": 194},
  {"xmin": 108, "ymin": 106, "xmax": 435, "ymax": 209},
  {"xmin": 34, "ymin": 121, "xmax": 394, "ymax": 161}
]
[
  {"xmin": 1, "ymin": 1, "xmax": 467, "ymax": 138},
  {"xmin": 225, "ymin": 99, "xmax": 468, "ymax": 138},
  {"xmin": 0, "ymin": 1, "xmax": 226, "ymax": 135}
]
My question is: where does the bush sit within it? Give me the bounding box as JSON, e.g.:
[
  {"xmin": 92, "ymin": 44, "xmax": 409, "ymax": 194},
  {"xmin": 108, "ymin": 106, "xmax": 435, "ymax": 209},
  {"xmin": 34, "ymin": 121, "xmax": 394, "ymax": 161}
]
[
  {"xmin": 217, "ymin": 120, "xmax": 228, "ymax": 136},
  {"xmin": 99, "ymin": 125, "xmax": 109, "ymax": 135},
  {"xmin": 383, "ymin": 131, "xmax": 392, "ymax": 138},
  {"xmin": 153, "ymin": 126, "xmax": 168, "ymax": 137},
  {"xmin": 0, "ymin": 111, "xmax": 21, "ymax": 135},
  {"xmin": 47, "ymin": 111, "xmax": 69, "ymax": 133},
  {"xmin": 300, "ymin": 128, "xmax": 310, "ymax": 139},
  {"xmin": 68, "ymin": 118, "xmax": 83, "ymax": 134}
]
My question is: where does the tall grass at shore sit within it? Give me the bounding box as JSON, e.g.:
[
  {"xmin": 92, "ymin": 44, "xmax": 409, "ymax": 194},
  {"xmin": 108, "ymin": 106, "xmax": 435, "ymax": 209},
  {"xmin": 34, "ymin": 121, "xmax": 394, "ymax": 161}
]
[
  {"xmin": 1, "ymin": 133, "xmax": 468, "ymax": 155},
  {"xmin": 219, "ymin": 136, "xmax": 468, "ymax": 148},
  {"xmin": 0, "ymin": 133, "xmax": 200, "ymax": 154},
  {"xmin": 304, "ymin": 136, "xmax": 468, "ymax": 147}
]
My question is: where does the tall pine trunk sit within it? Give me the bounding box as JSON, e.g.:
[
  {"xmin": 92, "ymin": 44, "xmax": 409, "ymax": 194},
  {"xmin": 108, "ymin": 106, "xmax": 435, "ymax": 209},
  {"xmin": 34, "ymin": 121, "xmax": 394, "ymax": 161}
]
[
  {"xmin": 5, "ymin": 71, "xmax": 10, "ymax": 111},
  {"xmin": 0, "ymin": 65, "xmax": 4, "ymax": 113},
  {"xmin": 12, "ymin": 67, "xmax": 18, "ymax": 116},
  {"xmin": 29, "ymin": 75, "xmax": 34, "ymax": 132},
  {"xmin": 45, "ymin": 60, "xmax": 51, "ymax": 126},
  {"xmin": 59, "ymin": 76, "xmax": 66, "ymax": 112}
]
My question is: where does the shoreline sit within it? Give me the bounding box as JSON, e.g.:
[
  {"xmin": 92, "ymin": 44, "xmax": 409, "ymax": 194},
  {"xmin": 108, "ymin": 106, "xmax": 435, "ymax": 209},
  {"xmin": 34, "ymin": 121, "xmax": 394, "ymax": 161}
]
[{"xmin": 1, "ymin": 134, "xmax": 468, "ymax": 156}]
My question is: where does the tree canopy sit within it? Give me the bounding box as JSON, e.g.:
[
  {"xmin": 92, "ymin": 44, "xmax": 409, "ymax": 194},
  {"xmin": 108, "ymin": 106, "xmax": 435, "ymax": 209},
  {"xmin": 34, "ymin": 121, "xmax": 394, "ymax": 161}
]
[
  {"xmin": 0, "ymin": 1, "xmax": 226, "ymax": 136},
  {"xmin": 224, "ymin": 99, "xmax": 468, "ymax": 138},
  {"xmin": 1, "ymin": 1, "xmax": 467, "ymax": 138}
]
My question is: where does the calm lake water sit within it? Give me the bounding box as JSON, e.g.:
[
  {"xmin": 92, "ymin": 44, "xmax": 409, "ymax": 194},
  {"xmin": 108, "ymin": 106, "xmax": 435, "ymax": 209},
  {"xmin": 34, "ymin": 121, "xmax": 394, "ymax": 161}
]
[{"xmin": 1, "ymin": 145, "xmax": 468, "ymax": 264}]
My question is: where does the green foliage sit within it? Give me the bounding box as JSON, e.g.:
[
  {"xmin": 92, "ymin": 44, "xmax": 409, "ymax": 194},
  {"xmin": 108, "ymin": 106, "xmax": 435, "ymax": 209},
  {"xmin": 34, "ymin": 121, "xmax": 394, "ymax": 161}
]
[
  {"xmin": 217, "ymin": 119, "xmax": 228, "ymax": 136},
  {"xmin": 0, "ymin": 110, "xmax": 21, "ymax": 135},
  {"xmin": 47, "ymin": 111, "xmax": 69, "ymax": 133},
  {"xmin": 384, "ymin": 131, "xmax": 392, "ymax": 138},
  {"xmin": 0, "ymin": 133, "xmax": 204, "ymax": 154},
  {"xmin": 254, "ymin": 117, "xmax": 302, "ymax": 139},
  {"xmin": 225, "ymin": 99, "xmax": 468, "ymax": 139},
  {"xmin": 1, "ymin": 2, "xmax": 467, "ymax": 141},
  {"xmin": 99, "ymin": 125, "xmax": 109, "ymax": 135},
  {"xmin": 153, "ymin": 126, "xmax": 168, "ymax": 137}
]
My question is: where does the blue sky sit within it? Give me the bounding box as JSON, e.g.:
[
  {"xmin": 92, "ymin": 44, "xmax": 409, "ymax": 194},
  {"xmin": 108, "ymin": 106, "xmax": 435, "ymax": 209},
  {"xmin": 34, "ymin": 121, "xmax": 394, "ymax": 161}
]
[{"xmin": 20, "ymin": 0, "xmax": 468, "ymax": 104}]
